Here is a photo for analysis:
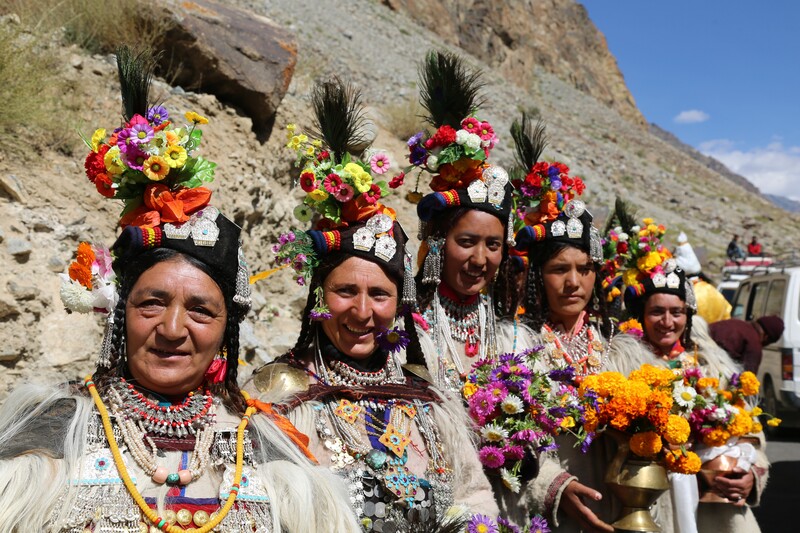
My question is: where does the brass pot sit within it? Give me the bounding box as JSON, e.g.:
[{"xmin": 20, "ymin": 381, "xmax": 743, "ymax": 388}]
[
  {"xmin": 698, "ymin": 436, "xmax": 759, "ymax": 504},
  {"xmin": 605, "ymin": 431, "xmax": 670, "ymax": 532}
]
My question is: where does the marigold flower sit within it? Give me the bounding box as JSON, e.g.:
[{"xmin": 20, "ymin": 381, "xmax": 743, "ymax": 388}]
[
  {"xmin": 696, "ymin": 377, "xmax": 720, "ymax": 390},
  {"xmin": 630, "ymin": 431, "xmax": 662, "ymax": 458},
  {"xmin": 728, "ymin": 409, "xmax": 753, "ymax": 436},
  {"xmin": 143, "ymin": 156, "xmax": 170, "ymax": 181},
  {"xmin": 664, "ymin": 449, "xmax": 701, "ymax": 474},
  {"xmin": 703, "ymin": 427, "xmax": 731, "ymax": 447},
  {"xmin": 462, "ymin": 382, "xmax": 478, "ymax": 399},
  {"xmin": 739, "ymin": 372, "xmax": 760, "ymax": 396},
  {"xmin": 68, "ymin": 262, "xmax": 92, "ymax": 289},
  {"xmin": 664, "ymin": 415, "xmax": 690, "ymax": 445},
  {"xmin": 185, "ymin": 111, "xmax": 209, "ymax": 125},
  {"xmin": 76, "ymin": 242, "xmax": 95, "ymax": 268}
]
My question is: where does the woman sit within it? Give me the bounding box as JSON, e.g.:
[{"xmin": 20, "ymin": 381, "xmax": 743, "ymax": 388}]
[
  {"xmin": 620, "ymin": 219, "xmax": 769, "ymax": 533},
  {"xmin": 249, "ymin": 79, "xmax": 499, "ymax": 532},
  {"xmin": 409, "ymin": 51, "xmax": 532, "ymax": 393},
  {"xmin": 0, "ymin": 48, "xmax": 355, "ymax": 533},
  {"xmin": 509, "ymin": 114, "xmax": 649, "ymax": 532}
]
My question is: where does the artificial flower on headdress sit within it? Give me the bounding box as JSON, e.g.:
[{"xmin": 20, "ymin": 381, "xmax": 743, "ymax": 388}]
[
  {"xmin": 616, "ymin": 217, "xmax": 675, "ymax": 296},
  {"xmin": 59, "ymin": 242, "xmax": 118, "ymax": 314},
  {"xmin": 598, "ymin": 197, "xmax": 638, "ymax": 306}
]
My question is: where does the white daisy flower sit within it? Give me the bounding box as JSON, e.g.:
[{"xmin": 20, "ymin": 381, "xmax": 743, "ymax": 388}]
[
  {"xmin": 480, "ymin": 423, "xmax": 509, "ymax": 442},
  {"xmin": 501, "ymin": 395, "xmax": 525, "ymax": 415},
  {"xmin": 672, "ymin": 384, "xmax": 698, "ymax": 409},
  {"xmin": 427, "ymin": 154, "xmax": 439, "ymax": 171},
  {"xmin": 500, "ymin": 468, "xmax": 521, "ymax": 493}
]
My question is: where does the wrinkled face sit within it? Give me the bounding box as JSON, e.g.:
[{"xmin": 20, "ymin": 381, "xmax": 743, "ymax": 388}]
[
  {"xmin": 126, "ymin": 258, "xmax": 227, "ymax": 398},
  {"xmin": 542, "ymin": 246, "xmax": 596, "ymax": 326},
  {"xmin": 442, "ymin": 210, "xmax": 505, "ymax": 298},
  {"xmin": 321, "ymin": 256, "xmax": 398, "ymax": 360},
  {"xmin": 643, "ymin": 293, "xmax": 687, "ymax": 354}
]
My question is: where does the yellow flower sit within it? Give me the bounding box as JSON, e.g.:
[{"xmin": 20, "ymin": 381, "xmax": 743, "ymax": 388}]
[
  {"xmin": 164, "ymin": 145, "xmax": 188, "ymax": 168},
  {"xmin": 703, "ymin": 427, "xmax": 731, "ymax": 447},
  {"xmin": 767, "ymin": 417, "xmax": 782, "ymax": 427},
  {"xmin": 751, "ymin": 406, "xmax": 763, "ymax": 417},
  {"xmin": 462, "ymin": 382, "xmax": 477, "ymax": 399},
  {"xmin": 346, "ymin": 163, "xmax": 373, "ymax": 193},
  {"xmin": 286, "ymin": 123, "xmax": 296, "ymax": 132},
  {"xmin": 739, "ymin": 371, "xmax": 760, "ymax": 396},
  {"xmin": 91, "ymin": 128, "xmax": 106, "ymax": 152},
  {"xmin": 753, "ymin": 422, "xmax": 763, "ymax": 433},
  {"xmin": 312, "ymin": 139, "xmax": 323, "ymax": 148},
  {"xmin": 560, "ymin": 416, "xmax": 575, "ymax": 429},
  {"xmin": 696, "ymin": 377, "xmax": 719, "ymax": 390},
  {"xmin": 308, "ymin": 189, "xmax": 329, "ymax": 202},
  {"xmin": 185, "ymin": 111, "xmax": 209, "ymax": 125},
  {"xmin": 664, "ymin": 449, "xmax": 701, "ymax": 474},
  {"xmin": 142, "ymin": 156, "xmax": 170, "ymax": 181},
  {"xmin": 630, "ymin": 431, "xmax": 662, "ymax": 457},
  {"xmin": 305, "ymin": 145, "xmax": 316, "ymax": 157},
  {"xmin": 623, "ymin": 268, "xmax": 640, "ymax": 288},
  {"xmin": 637, "ymin": 251, "xmax": 663, "ymax": 272},
  {"xmin": 165, "ymin": 130, "xmax": 181, "ymax": 146},
  {"xmin": 104, "ymin": 146, "xmax": 125, "ymax": 175},
  {"xmin": 664, "ymin": 414, "xmax": 690, "ymax": 445},
  {"xmin": 630, "ymin": 364, "xmax": 675, "ymax": 388},
  {"xmin": 642, "ymin": 217, "xmax": 654, "ymax": 225},
  {"xmin": 729, "ymin": 408, "xmax": 753, "ymax": 436},
  {"xmin": 288, "ymin": 135, "xmax": 304, "ymax": 150}
]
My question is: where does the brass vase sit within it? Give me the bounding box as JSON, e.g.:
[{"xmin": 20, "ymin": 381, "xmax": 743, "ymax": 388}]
[{"xmin": 605, "ymin": 431, "xmax": 670, "ymax": 532}]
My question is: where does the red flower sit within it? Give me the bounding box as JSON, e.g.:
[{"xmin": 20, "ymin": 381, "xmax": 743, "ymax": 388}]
[
  {"xmin": 323, "ymin": 173, "xmax": 342, "ymax": 193},
  {"xmin": 388, "ymin": 172, "xmax": 405, "ymax": 189},
  {"xmin": 617, "ymin": 241, "xmax": 629, "ymax": 254},
  {"xmin": 461, "ymin": 117, "xmax": 480, "ymax": 132},
  {"xmin": 424, "ymin": 125, "xmax": 457, "ymax": 149},
  {"xmin": 317, "ymin": 150, "xmax": 330, "ymax": 161},
  {"xmin": 94, "ymin": 173, "xmax": 115, "ymax": 198},
  {"xmin": 362, "ymin": 184, "xmax": 382, "ymax": 205},
  {"xmin": 524, "ymin": 171, "xmax": 543, "ymax": 188},
  {"xmin": 574, "ymin": 177, "xmax": 586, "ymax": 195},
  {"xmin": 85, "ymin": 144, "xmax": 110, "ymax": 183},
  {"xmin": 299, "ymin": 171, "xmax": 317, "ymax": 193}
]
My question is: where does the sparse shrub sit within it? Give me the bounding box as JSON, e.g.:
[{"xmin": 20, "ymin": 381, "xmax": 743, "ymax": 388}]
[{"xmin": 381, "ymin": 94, "xmax": 426, "ymax": 141}]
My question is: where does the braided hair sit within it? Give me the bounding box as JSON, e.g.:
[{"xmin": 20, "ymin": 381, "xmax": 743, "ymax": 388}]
[
  {"xmin": 92, "ymin": 248, "xmax": 247, "ymax": 415},
  {"xmin": 288, "ymin": 252, "xmax": 425, "ymax": 366},
  {"xmin": 523, "ymin": 240, "xmax": 613, "ymax": 339}
]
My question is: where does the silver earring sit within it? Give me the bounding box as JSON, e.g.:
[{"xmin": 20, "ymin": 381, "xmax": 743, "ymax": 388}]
[{"xmin": 422, "ymin": 237, "xmax": 445, "ymax": 285}]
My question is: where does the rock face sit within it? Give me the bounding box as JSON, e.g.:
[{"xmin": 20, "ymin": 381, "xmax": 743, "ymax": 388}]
[
  {"xmin": 153, "ymin": 0, "xmax": 298, "ymax": 132},
  {"xmin": 382, "ymin": 0, "xmax": 645, "ymax": 127}
]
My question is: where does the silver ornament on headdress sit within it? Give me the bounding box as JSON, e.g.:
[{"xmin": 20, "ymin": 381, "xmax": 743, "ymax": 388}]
[
  {"xmin": 564, "ymin": 199, "xmax": 586, "ymax": 239},
  {"xmin": 685, "ymin": 278, "xmax": 698, "ymax": 312},
  {"xmin": 402, "ymin": 251, "xmax": 417, "ymax": 307},
  {"xmin": 352, "ymin": 213, "xmax": 397, "ymax": 261},
  {"xmin": 422, "ymin": 237, "xmax": 445, "ymax": 285},
  {"xmin": 589, "ymin": 226, "xmax": 603, "ymax": 263},
  {"xmin": 163, "ymin": 206, "xmax": 221, "ymax": 247},
  {"xmin": 233, "ymin": 246, "xmax": 252, "ymax": 314}
]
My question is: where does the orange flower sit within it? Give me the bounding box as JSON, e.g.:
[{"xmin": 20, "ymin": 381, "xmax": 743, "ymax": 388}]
[
  {"xmin": 646, "ymin": 390, "xmax": 672, "ymax": 430},
  {"xmin": 119, "ymin": 184, "xmax": 212, "ymax": 228},
  {"xmin": 75, "ymin": 242, "xmax": 95, "ymax": 268},
  {"xmin": 664, "ymin": 415, "xmax": 690, "ymax": 445},
  {"xmin": 703, "ymin": 427, "xmax": 731, "ymax": 447},
  {"xmin": 739, "ymin": 372, "xmax": 760, "ymax": 396},
  {"xmin": 584, "ymin": 407, "xmax": 599, "ymax": 433},
  {"xmin": 696, "ymin": 377, "xmax": 719, "ymax": 390},
  {"xmin": 68, "ymin": 262, "xmax": 92, "ymax": 289},
  {"xmin": 630, "ymin": 431, "xmax": 662, "ymax": 458},
  {"xmin": 728, "ymin": 408, "xmax": 753, "ymax": 437},
  {"xmin": 664, "ymin": 449, "xmax": 702, "ymax": 474}
]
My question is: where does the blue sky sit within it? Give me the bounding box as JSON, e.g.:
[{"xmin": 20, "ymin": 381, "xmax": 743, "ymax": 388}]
[{"xmin": 580, "ymin": 1, "xmax": 800, "ymax": 201}]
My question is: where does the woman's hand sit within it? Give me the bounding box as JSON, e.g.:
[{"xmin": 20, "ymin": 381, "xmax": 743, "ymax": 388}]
[
  {"xmin": 560, "ymin": 480, "xmax": 614, "ymax": 532},
  {"xmin": 713, "ymin": 468, "xmax": 755, "ymax": 506}
]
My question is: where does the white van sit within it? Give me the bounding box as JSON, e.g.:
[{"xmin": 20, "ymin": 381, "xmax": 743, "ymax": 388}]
[{"xmin": 730, "ymin": 266, "xmax": 800, "ymax": 430}]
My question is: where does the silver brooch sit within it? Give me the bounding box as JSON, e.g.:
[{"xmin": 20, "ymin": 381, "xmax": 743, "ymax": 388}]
[
  {"xmin": 466, "ymin": 165, "xmax": 508, "ymax": 207},
  {"xmin": 666, "ymin": 272, "xmax": 681, "ymax": 289},
  {"xmin": 163, "ymin": 206, "xmax": 220, "ymax": 247},
  {"xmin": 663, "ymin": 258, "xmax": 677, "ymax": 274},
  {"xmin": 652, "ymin": 272, "xmax": 667, "ymax": 288},
  {"xmin": 563, "ymin": 199, "xmax": 585, "ymax": 239},
  {"xmin": 352, "ymin": 213, "xmax": 397, "ymax": 261},
  {"xmin": 551, "ymin": 220, "xmax": 566, "ymax": 237}
]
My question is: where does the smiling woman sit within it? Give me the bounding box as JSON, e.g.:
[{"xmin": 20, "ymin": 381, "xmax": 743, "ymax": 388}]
[{"xmin": 0, "ymin": 47, "xmax": 357, "ymax": 533}]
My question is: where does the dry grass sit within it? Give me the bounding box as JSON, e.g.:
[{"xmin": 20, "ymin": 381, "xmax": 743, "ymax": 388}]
[{"xmin": 380, "ymin": 93, "xmax": 427, "ymax": 141}]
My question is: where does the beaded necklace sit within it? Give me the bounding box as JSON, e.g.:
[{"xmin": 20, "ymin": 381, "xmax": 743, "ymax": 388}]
[
  {"xmin": 85, "ymin": 377, "xmax": 256, "ymax": 533},
  {"xmin": 542, "ymin": 321, "xmax": 605, "ymax": 380},
  {"xmin": 433, "ymin": 284, "xmax": 481, "ymax": 356},
  {"xmin": 107, "ymin": 381, "xmax": 216, "ymax": 486}
]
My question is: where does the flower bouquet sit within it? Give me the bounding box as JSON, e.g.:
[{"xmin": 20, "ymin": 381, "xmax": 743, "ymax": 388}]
[
  {"xmin": 509, "ymin": 160, "xmax": 586, "ymax": 232},
  {"xmin": 677, "ymin": 368, "xmax": 777, "ymax": 503},
  {"xmin": 463, "ymin": 350, "xmax": 590, "ymax": 493},
  {"xmin": 59, "ymin": 242, "xmax": 118, "ymax": 314}
]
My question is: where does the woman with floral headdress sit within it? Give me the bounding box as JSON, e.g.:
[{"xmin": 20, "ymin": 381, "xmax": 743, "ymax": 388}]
[
  {"xmin": 409, "ymin": 50, "xmax": 534, "ymax": 394},
  {"xmin": 507, "ymin": 114, "xmax": 656, "ymax": 532},
  {"xmin": 248, "ymin": 78, "xmax": 499, "ymax": 532},
  {"xmin": 0, "ymin": 48, "xmax": 356, "ymax": 533},
  {"xmin": 617, "ymin": 218, "xmax": 769, "ymax": 533}
]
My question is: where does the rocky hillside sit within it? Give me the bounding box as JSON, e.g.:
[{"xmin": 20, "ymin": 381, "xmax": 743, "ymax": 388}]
[{"xmin": 2, "ymin": 0, "xmax": 799, "ymax": 396}]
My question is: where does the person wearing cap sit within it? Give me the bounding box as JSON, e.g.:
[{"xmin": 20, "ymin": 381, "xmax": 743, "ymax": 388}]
[
  {"xmin": 710, "ymin": 315, "xmax": 784, "ymax": 373},
  {"xmin": 674, "ymin": 231, "xmax": 731, "ymax": 324},
  {"xmin": 409, "ymin": 50, "xmax": 535, "ymax": 394},
  {"xmin": 619, "ymin": 217, "xmax": 770, "ymax": 533},
  {"xmin": 0, "ymin": 48, "xmax": 356, "ymax": 533},
  {"xmin": 248, "ymin": 79, "xmax": 499, "ymax": 531}
]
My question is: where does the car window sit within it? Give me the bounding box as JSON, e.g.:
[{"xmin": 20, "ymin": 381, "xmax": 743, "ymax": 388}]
[
  {"xmin": 747, "ymin": 281, "xmax": 769, "ymax": 321},
  {"xmin": 732, "ymin": 282, "xmax": 751, "ymax": 319},
  {"xmin": 763, "ymin": 278, "xmax": 786, "ymax": 318}
]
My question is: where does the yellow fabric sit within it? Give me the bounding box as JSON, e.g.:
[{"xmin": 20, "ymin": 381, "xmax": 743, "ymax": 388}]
[{"xmin": 694, "ymin": 280, "xmax": 731, "ymax": 324}]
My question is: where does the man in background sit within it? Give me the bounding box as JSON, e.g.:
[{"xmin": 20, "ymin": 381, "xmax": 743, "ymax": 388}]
[
  {"xmin": 727, "ymin": 234, "xmax": 745, "ymax": 261},
  {"xmin": 709, "ymin": 315, "xmax": 784, "ymax": 373}
]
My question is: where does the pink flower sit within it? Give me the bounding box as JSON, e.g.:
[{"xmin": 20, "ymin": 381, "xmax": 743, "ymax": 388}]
[
  {"xmin": 461, "ymin": 117, "xmax": 481, "ymax": 133},
  {"xmin": 370, "ymin": 153, "xmax": 391, "ymax": 174},
  {"xmin": 503, "ymin": 445, "xmax": 525, "ymax": 460},
  {"xmin": 478, "ymin": 121, "xmax": 495, "ymax": 141},
  {"xmin": 362, "ymin": 184, "xmax": 382, "ymax": 205},
  {"xmin": 333, "ymin": 183, "xmax": 354, "ymax": 203},
  {"xmin": 323, "ymin": 173, "xmax": 342, "ymax": 193},
  {"xmin": 478, "ymin": 446, "xmax": 506, "ymax": 469},
  {"xmin": 469, "ymin": 389, "xmax": 500, "ymax": 423}
]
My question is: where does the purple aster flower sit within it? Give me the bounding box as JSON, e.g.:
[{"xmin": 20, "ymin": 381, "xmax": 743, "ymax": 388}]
[
  {"xmin": 729, "ymin": 372, "xmax": 741, "ymax": 388},
  {"xmin": 271, "ymin": 244, "xmax": 281, "ymax": 253},
  {"xmin": 469, "ymin": 390, "xmax": 500, "ymax": 423},
  {"xmin": 409, "ymin": 144, "xmax": 428, "ymax": 166},
  {"xmin": 296, "ymin": 276, "xmax": 306, "ymax": 286},
  {"xmin": 478, "ymin": 446, "xmax": 505, "ymax": 469},
  {"xmin": 129, "ymin": 123, "xmax": 154, "ymax": 145},
  {"xmin": 511, "ymin": 429, "xmax": 540, "ymax": 443},
  {"xmin": 580, "ymin": 432, "xmax": 595, "ymax": 453},
  {"xmin": 549, "ymin": 178, "xmax": 562, "ymax": 190},
  {"xmin": 497, "ymin": 517, "xmax": 520, "ymax": 533},
  {"xmin": 530, "ymin": 514, "xmax": 551, "ymax": 533},
  {"xmin": 407, "ymin": 131, "xmax": 424, "ymax": 147},
  {"xmin": 536, "ymin": 440, "xmax": 558, "ymax": 453},
  {"xmin": 547, "ymin": 166, "xmax": 560, "ymax": 178},
  {"xmin": 487, "ymin": 381, "xmax": 509, "ymax": 402},
  {"xmin": 308, "ymin": 309, "xmax": 331, "ymax": 321},
  {"xmin": 146, "ymin": 105, "xmax": 169, "ymax": 125},
  {"xmin": 548, "ymin": 366, "xmax": 576, "ymax": 383},
  {"xmin": 116, "ymin": 128, "xmax": 134, "ymax": 151},
  {"xmin": 583, "ymin": 389, "xmax": 599, "ymax": 410},
  {"xmin": 502, "ymin": 445, "xmax": 525, "ymax": 460},
  {"xmin": 376, "ymin": 326, "xmax": 411, "ymax": 355}
]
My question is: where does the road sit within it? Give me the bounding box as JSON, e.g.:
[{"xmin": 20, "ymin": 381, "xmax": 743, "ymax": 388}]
[{"xmin": 753, "ymin": 428, "xmax": 800, "ymax": 532}]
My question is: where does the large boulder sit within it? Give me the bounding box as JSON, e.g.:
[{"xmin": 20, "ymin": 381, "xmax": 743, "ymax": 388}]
[{"xmin": 152, "ymin": 0, "xmax": 297, "ymax": 133}]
